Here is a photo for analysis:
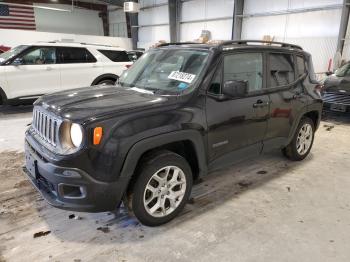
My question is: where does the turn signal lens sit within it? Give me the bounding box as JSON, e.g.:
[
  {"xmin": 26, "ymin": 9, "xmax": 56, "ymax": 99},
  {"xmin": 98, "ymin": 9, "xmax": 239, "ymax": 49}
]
[{"xmin": 93, "ymin": 127, "xmax": 103, "ymax": 145}]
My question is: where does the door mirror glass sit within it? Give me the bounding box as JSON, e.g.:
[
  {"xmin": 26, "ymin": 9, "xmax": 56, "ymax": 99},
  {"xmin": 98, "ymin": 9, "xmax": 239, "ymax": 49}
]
[
  {"xmin": 12, "ymin": 57, "xmax": 23, "ymax": 66},
  {"xmin": 223, "ymin": 80, "xmax": 248, "ymax": 97}
]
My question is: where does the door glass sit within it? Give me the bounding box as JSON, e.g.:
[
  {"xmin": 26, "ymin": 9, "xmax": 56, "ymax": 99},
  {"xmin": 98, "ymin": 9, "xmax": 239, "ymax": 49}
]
[
  {"xmin": 20, "ymin": 47, "xmax": 56, "ymax": 65},
  {"xmin": 269, "ymin": 53, "xmax": 295, "ymax": 87},
  {"xmin": 296, "ymin": 55, "xmax": 306, "ymax": 77},
  {"xmin": 224, "ymin": 53, "xmax": 263, "ymax": 92},
  {"xmin": 59, "ymin": 47, "xmax": 97, "ymax": 64}
]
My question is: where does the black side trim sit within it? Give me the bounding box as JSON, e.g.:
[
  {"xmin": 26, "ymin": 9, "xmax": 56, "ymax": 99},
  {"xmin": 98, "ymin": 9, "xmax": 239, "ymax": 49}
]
[
  {"xmin": 120, "ymin": 130, "xmax": 208, "ymax": 180},
  {"xmin": 91, "ymin": 74, "xmax": 119, "ymax": 86},
  {"xmin": 0, "ymin": 86, "xmax": 8, "ymax": 105}
]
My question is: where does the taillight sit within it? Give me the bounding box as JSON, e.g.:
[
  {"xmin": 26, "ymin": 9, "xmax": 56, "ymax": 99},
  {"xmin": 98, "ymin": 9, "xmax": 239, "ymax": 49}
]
[
  {"xmin": 315, "ymin": 84, "xmax": 324, "ymax": 94},
  {"xmin": 125, "ymin": 64, "xmax": 132, "ymax": 69}
]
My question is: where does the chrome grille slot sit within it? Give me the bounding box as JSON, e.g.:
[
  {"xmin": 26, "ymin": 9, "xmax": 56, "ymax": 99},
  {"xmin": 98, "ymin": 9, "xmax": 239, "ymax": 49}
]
[
  {"xmin": 323, "ymin": 92, "xmax": 350, "ymax": 106},
  {"xmin": 32, "ymin": 107, "xmax": 60, "ymax": 147}
]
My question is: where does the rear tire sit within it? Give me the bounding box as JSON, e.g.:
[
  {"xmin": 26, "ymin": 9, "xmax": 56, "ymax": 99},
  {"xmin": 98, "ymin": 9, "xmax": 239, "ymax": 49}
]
[
  {"xmin": 129, "ymin": 150, "xmax": 193, "ymax": 227},
  {"xmin": 282, "ymin": 117, "xmax": 315, "ymax": 161}
]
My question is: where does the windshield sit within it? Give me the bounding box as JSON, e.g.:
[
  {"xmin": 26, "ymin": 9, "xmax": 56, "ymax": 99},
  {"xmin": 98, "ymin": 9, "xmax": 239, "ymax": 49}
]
[
  {"xmin": 0, "ymin": 45, "xmax": 28, "ymax": 64},
  {"xmin": 335, "ymin": 63, "xmax": 350, "ymax": 77},
  {"xmin": 119, "ymin": 48, "xmax": 210, "ymax": 94}
]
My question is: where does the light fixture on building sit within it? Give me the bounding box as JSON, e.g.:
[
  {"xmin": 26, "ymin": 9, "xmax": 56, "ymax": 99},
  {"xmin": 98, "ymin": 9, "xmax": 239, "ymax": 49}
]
[{"xmin": 124, "ymin": 2, "xmax": 140, "ymax": 13}]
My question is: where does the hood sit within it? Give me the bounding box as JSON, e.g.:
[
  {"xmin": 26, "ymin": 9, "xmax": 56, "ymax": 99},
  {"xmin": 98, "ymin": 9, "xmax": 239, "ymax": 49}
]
[
  {"xmin": 35, "ymin": 85, "xmax": 171, "ymax": 122},
  {"xmin": 323, "ymin": 75, "xmax": 350, "ymax": 94}
]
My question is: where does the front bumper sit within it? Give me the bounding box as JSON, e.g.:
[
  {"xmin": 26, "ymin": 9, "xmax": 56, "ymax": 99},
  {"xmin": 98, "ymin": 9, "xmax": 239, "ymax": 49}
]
[
  {"xmin": 23, "ymin": 137, "xmax": 128, "ymax": 212},
  {"xmin": 322, "ymin": 92, "xmax": 350, "ymax": 113}
]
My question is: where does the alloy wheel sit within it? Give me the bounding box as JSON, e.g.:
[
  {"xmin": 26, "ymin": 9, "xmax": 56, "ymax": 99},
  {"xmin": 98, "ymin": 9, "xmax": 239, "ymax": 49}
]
[
  {"xmin": 296, "ymin": 123, "xmax": 313, "ymax": 155},
  {"xmin": 143, "ymin": 166, "xmax": 187, "ymax": 218}
]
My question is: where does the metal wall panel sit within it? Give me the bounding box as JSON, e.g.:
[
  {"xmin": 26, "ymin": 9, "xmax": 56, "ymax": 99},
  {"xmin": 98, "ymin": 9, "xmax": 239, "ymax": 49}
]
[
  {"xmin": 180, "ymin": 0, "xmax": 234, "ymax": 42},
  {"xmin": 242, "ymin": 0, "xmax": 342, "ymax": 73},
  {"xmin": 138, "ymin": 0, "xmax": 169, "ymax": 49}
]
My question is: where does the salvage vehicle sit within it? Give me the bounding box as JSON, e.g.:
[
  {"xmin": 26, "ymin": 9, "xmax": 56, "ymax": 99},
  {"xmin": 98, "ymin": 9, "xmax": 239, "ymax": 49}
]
[
  {"xmin": 322, "ymin": 62, "xmax": 350, "ymax": 113},
  {"xmin": 24, "ymin": 40, "xmax": 323, "ymax": 226},
  {"xmin": 0, "ymin": 42, "xmax": 132, "ymax": 105}
]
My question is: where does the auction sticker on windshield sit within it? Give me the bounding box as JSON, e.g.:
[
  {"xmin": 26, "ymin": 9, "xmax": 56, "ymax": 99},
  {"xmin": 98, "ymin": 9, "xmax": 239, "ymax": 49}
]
[{"xmin": 168, "ymin": 71, "xmax": 196, "ymax": 83}]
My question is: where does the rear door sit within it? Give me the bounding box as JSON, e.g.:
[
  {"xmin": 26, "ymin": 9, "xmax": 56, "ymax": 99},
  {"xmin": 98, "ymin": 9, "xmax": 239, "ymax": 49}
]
[
  {"xmin": 263, "ymin": 52, "xmax": 308, "ymax": 150},
  {"xmin": 58, "ymin": 47, "xmax": 103, "ymax": 90},
  {"xmin": 206, "ymin": 51, "xmax": 270, "ymax": 164},
  {"xmin": 4, "ymin": 46, "xmax": 60, "ymax": 99}
]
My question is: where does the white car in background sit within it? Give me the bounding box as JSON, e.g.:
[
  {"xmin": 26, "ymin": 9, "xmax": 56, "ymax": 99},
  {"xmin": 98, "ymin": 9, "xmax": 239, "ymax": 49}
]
[{"xmin": 0, "ymin": 42, "xmax": 132, "ymax": 105}]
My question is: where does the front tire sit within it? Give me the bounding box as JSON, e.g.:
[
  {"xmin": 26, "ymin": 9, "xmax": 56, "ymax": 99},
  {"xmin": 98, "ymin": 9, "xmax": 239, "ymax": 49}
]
[
  {"xmin": 130, "ymin": 151, "xmax": 193, "ymax": 226},
  {"xmin": 282, "ymin": 117, "xmax": 315, "ymax": 161}
]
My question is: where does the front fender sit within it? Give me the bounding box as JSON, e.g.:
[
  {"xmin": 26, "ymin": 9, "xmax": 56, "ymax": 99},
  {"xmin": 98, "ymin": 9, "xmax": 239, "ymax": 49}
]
[{"xmin": 119, "ymin": 130, "xmax": 208, "ymax": 180}]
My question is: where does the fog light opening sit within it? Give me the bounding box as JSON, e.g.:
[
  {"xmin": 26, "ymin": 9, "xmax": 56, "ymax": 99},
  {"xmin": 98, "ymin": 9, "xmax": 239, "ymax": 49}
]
[{"xmin": 59, "ymin": 184, "xmax": 86, "ymax": 199}]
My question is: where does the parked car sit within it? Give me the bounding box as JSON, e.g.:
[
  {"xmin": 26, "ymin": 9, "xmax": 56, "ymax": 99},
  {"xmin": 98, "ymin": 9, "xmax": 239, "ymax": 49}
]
[
  {"xmin": 127, "ymin": 50, "xmax": 144, "ymax": 62},
  {"xmin": 23, "ymin": 40, "xmax": 322, "ymax": 226},
  {"xmin": 322, "ymin": 62, "xmax": 350, "ymax": 113},
  {"xmin": 0, "ymin": 45, "xmax": 11, "ymax": 54},
  {"xmin": 0, "ymin": 42, "xmax": 132, "ymax": 105}
]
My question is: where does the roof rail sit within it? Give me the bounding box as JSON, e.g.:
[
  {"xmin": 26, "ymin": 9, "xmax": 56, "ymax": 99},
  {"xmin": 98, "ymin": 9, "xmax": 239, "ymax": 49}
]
[
  {"xmin": 219, "ymin": 40, "xmax": 303, "ymax": 50},
  {"xmin": 38, "ymin": 40, "xmax": 118, "ymax": 48},
  {"xmin": 157, "ymin": 42, "xmax": 200, "ymax": 47}
]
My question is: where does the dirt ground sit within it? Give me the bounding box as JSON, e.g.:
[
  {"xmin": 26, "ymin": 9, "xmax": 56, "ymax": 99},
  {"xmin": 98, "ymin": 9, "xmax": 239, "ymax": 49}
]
[{"xmin": 1, "ymin": 114, "xmax": 350, "ymax": 261}]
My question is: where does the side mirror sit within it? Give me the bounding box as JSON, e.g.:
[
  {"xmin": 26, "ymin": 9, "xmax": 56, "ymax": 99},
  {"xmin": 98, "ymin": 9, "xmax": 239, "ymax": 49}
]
[
  {"xmin": 222, "ymin": 80, "xmax": 248, "ymax": 98},
  {"xmin": 12, "ymin": 57, "xmax": 23, "ymax": 66},
  {"xmin": 325, "ymin": 71, "xmax": 333, "ymax": 76}
]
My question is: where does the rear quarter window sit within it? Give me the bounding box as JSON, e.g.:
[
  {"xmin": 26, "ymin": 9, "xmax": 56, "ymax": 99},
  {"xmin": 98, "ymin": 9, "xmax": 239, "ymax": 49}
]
[
  {"xmin": 269, "ymin": 53, "xmax": 295, "ymax": 87},
  {"xmin": 58, "ymin": 47, "xmax": 96, "ymax": 64},
  {"xmin": 98, "ymin": 50, "xmax": 130, "ymax": 62}
]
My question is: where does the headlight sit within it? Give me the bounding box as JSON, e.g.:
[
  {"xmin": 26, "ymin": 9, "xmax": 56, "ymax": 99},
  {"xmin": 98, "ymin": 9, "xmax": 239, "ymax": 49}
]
[{"xmin": 70, "ymin": 123, "xmax": 83, "ymax": 148}]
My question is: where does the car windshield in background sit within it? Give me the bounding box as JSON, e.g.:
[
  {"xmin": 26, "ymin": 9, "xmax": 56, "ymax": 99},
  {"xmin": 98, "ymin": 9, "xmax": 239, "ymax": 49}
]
[
  {"xmin": 335, "ymin": 63, "xmax": 350, "ymax": 77},
  {"xmin": 119, "ymin": 49, "xmax": 210, "ymax": 94},
  {"xmin": 0, "ymin": 45, "xmax": 28, "ymax": 64}
]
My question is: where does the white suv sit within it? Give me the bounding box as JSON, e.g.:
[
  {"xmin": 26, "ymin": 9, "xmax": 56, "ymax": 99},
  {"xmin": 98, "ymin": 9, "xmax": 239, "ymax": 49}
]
[{"xmin": 0, "ymin": 42, "xmax": 132, "ymax": 105}]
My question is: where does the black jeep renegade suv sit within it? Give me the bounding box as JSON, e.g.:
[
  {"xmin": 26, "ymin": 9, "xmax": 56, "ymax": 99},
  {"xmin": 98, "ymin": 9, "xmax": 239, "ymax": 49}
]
[{"xmin": 24, "ymin": 40, "xmax": 323, "ymax": 226}]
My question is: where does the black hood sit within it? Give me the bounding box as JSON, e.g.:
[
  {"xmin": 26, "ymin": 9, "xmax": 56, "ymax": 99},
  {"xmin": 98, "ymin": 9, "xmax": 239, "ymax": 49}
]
[
  {"xmin": 34, "ymin": 85, "xmax": 171, "ymax": 122},
  {"xmin": 324, "ymin": 75, "xmax": 350, "ymax": 94}
]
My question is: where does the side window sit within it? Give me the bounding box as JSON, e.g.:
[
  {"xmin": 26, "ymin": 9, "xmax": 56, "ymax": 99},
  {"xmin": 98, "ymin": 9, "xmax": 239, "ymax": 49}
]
[
  {"xmin": 296, "ymin": 55, "xmax": 306, "ymax": 77},
  {"xmin": 98, "ymin": 50, "xmax": 130, "ymax": 62},
  {"xmin": 208, "ymin": 65, "xmax": 222, "ymax": 95},
  {"xmin": 19, "ymin": 47, "xmax": 56, "ymax": 65},
  {"xmin": 58, "ymin": 47, "xmax": 97, "ymax": 64},
  {"xmin": 269, "ymin": 53, "xmax": 295, "ymax": 87},
  {"xmin": 224, "ymin": 53, "xmax": 263, "ymax": 92}
]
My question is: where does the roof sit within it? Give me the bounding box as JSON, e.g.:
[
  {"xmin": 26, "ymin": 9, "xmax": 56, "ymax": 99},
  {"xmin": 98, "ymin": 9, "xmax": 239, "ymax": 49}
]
[
  {"xmin": 29, "ymin": 42, "xmax": 126, "ymax": 51},
  {"xmin": 158, "ymin": 40, "xmax": 304, "ymax": 52}
]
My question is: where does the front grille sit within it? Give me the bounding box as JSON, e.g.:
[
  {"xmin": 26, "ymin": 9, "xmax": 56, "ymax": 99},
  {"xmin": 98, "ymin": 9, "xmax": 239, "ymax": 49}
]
[
  {"xmin": 32, "ymin": 107, "xmax": 60, "ymax": 147},
  {"xmin": 322, "ymin": 92, "xmax": 350, "ymax": 106}
]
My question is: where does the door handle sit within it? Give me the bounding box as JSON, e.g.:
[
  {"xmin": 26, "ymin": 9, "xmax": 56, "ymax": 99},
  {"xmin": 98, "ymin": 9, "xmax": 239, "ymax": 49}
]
[
  {"xmin": 253, "ymin": 100, "xmax": 269, "ymax": 108},
  {"xmin": 46, "ymin": 66, "xmax": 53, "ymax": 71}
]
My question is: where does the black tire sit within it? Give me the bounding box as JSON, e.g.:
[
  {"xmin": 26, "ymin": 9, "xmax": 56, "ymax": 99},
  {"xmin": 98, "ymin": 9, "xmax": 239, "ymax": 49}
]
[
  {"xmin": 282, "ymin": 117, "xmax": 315, "ymax": 161},
  {"xmin": 130, "ymin": 150, "xmax": 193, "ymax": 227},
  {"xmin": 96, "ymin": 79, "xmax": 116, "ymax": 86}
]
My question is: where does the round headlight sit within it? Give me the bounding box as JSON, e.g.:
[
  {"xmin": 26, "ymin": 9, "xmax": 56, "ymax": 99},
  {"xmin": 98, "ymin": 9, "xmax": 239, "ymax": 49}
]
[{"xmin": 70, "ymin": 123, "xmax": 83, "ymax": 148}]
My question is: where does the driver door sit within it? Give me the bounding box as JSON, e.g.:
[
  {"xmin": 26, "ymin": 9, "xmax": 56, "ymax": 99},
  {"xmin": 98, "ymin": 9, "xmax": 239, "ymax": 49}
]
[
  {"xmin": 4, "ymin": 46, "xmax": 60, "ymax": 99},
  {"xmin": 206, "ymin": 52, "xmax": 270, "ymax": 166}
]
